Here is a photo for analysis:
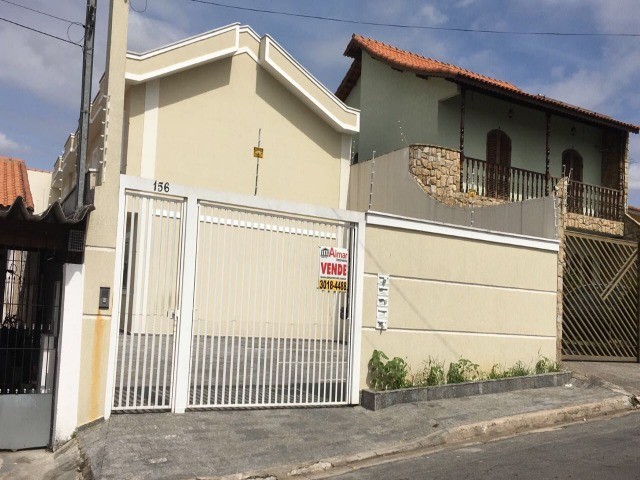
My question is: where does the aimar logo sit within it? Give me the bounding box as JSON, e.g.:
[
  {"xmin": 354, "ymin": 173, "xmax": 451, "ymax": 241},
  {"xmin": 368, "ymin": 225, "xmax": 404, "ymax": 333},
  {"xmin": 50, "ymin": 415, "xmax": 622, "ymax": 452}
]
[{"xmin": 320, "ymin": 247, "xmax": 330, "ymax": 258}]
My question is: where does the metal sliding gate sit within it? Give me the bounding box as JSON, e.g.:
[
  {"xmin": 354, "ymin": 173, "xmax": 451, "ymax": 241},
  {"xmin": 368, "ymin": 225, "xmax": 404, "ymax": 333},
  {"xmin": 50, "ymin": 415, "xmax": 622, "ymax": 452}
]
[
  {"xmin": 562, "ymin": 232, "xmax": 639, "ymax": 361},
  {"xmin": 112, "ymin": 186, "xmax": 359, "ymax": 412}
]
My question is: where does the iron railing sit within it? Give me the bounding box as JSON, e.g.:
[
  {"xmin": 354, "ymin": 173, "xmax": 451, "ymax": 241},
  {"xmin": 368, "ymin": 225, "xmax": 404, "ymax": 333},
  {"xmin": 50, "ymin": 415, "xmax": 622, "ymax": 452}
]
[
  {"xmin": 1, "ymin": 250, "xmax": 61, "ymax": 395},
  {"xmin": 461, "ymin": 156, "xmax": 552, "ymax": 202},
  {"xmin": 460, "ymin": 156, "xmax": 621, "ymax": 220}
]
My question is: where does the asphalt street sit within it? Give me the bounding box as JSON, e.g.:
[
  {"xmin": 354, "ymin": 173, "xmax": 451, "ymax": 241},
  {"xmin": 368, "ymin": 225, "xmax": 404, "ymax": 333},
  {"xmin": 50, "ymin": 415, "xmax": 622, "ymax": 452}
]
[{"xmin": 332, "ymin": 412, "xmax": 640, "ymax": 480}]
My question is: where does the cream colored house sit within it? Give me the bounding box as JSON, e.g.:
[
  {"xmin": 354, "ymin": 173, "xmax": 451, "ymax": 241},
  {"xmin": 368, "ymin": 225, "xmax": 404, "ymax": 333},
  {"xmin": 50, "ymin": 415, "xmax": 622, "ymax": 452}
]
[
  {"xmin": 43, "ymin": 5, "xmax": 579, "ymax": 448},
  {"xmin": 48, "ymin": 13, "xmax": 360, "ymax": 439}
]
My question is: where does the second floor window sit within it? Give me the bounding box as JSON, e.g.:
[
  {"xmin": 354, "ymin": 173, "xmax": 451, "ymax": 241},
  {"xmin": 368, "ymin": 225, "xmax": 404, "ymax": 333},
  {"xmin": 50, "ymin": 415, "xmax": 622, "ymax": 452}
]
[{"xmin": 486, "ymin": 129, "xmax": 511, "ymax": 199}]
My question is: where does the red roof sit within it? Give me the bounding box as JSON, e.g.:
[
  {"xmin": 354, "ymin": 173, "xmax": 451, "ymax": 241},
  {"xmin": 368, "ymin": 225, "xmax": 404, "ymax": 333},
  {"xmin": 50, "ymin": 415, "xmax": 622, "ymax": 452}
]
[
  {"xmin": 337, "ymin": 34, "xmax": 639, "ymax": 133},
  {"xmin": 0, "ymin": 156, "xmax": 34, "ymax": 211}
]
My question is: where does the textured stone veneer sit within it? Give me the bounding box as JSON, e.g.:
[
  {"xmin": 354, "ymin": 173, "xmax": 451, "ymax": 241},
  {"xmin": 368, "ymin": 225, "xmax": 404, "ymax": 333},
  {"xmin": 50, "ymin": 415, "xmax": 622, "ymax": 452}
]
[
  {"xmin": 409, "ymin": 144, "xmax": 504, "ymax": 207},
  {"xmin": 565, "ymin": 214, "xmax": 624, "ymax": 236}
]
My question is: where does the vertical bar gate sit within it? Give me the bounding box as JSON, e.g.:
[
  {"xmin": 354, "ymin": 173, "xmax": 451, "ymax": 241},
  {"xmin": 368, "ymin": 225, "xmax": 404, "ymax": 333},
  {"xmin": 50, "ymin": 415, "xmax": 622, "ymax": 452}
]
[
  {"xmin": 189, "ymin": 202, "xmax": 355, "ymax": 407},
  {"xmin": 112, "ymin": 193, "xmax": 186, "ymax": 411},
  {"xmin": 112, "ymin": 186, "xmax": 360, "ymax": 411}
]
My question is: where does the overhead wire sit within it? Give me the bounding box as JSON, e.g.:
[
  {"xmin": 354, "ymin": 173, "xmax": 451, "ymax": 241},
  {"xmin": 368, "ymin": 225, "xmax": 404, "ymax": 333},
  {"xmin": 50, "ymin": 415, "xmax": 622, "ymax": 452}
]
[
  {"xmin": 0, "ymin": 0, "xmax": 82, "ymax": 26},
  {"xmin": 186, "ymin": 0, "xmax": 640, "ymax": 38},
  {"xmin": 0, "ymin": 15, "xmax": 81, "ymax": 46}
]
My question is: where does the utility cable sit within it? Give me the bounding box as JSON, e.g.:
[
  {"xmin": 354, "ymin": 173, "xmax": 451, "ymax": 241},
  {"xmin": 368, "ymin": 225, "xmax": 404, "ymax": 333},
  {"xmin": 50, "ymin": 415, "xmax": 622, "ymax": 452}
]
[
  {"xmin": 0, "ymin": 0, "xmax": 82, "ymax": 26},
  {"xmin": 0, "ymin": 15, "xmax": 81, "ymax": 46},
  {"xmin": 186, "ymin": 0, "xmax": 640, "ymax": 38}
]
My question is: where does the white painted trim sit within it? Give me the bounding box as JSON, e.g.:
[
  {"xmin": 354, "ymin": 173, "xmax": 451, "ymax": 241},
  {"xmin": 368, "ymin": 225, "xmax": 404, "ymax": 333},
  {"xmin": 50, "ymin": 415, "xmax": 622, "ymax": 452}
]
[
  {"xmin": 339, "ymin": 134, "xmax": 352, "ymax": 210},
  {"xmin": 238, "ymin": 25, "xmax": 261, "ymax": 42},
  {"xmin": 125, "ymin": 47, "xmax": 239, "ymax": 83},
  {"xmin": 103, "ymin": 180, "xmax": 129, "ymax": 420},
  {"xmin": 89, "ymin": 90, "xmax": 106, "ymax": 124},
  {"xmin": 85, "ymin": 245, "xmax": 116, "ymax": 252},
  {"xmin": 52, "ymin": 264, "xmax": 84, "ymax": 445},
  {"xmin": 261, "ymin": 37, "xmax": 359, "ymax": 134},
  {"xmin": 119, "ymin": 175, "xmax": 365, "ymax": 224},
  {"xmin": 171, "ymin": 199, "xmax": 199, "ymax": 413},
  {"xmin": 361, "ymin": 326, "xmax": 556, "ymax": 340},
  {"xmin": 126, "ymin": 23, "xmax": 240, "ymax": 60},
  {"xmin": 366, "ymin": 211, "xmax": 560, "ymax": 252},
  {"xmin": 349, "ymin": 216, "xmax": 366, "ymax": 404},
  {"xmin": 234, "ymin": 46, "xmax": 259, "ymax": 63},
  {"xmin": 363, "ymin": 272, "xmax": 557, "ymax": 295},
  {"xmin": 140, "ymin": 80, "xmax": 159, "ymax": 179}
]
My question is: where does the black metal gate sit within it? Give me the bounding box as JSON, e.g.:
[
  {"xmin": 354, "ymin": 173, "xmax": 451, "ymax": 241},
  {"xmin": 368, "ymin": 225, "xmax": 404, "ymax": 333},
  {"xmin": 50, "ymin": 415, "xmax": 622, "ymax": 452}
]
[
  {"xmin": 0, "ymin": 248, "xmax": 62, "ymax": 450},
  {"xmin": 562, "ymin": 232, "xmax": 639, "ymax": 361}
]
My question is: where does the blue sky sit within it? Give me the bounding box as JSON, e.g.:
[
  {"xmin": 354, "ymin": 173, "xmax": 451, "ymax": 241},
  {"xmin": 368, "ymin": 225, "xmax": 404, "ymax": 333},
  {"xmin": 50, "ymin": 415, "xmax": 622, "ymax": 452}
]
[{"xmin": 1, "ymin": 0, "xmax": 640, "ymax": 202}]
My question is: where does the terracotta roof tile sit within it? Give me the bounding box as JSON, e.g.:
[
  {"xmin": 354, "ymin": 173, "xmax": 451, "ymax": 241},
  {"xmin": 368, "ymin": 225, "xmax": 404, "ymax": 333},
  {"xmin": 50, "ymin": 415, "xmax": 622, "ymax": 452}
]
[
  {"xmin": 0, "ymin": 156, "xmax": 34, "ymax": 211},
  {"xmin": 337, "ymin": 34, "xmax": 639, "ymax": 133}
]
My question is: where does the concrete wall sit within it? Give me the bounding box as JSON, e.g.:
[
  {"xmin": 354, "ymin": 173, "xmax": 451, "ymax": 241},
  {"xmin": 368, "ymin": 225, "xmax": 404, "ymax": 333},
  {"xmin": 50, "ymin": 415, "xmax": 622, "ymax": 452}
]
[
  {"xmin": 349, "ymin": 53, "xmax": 606, "ymax": 186},
  {"xmin": 360, "ymin": 215, "xmax": 559, "ymax": 388},
  {"xmin": 348, "ymin": 148, "xmax": 557, "ymax": 239},
  {"xmin": 26, "ymin": 169, "xmax": 52, "ymax": 213}
]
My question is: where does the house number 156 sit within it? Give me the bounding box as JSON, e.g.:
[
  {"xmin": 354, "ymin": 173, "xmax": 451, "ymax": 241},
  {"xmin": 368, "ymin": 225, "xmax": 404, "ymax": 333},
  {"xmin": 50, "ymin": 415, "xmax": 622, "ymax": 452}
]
[{"xmin": 153, "ymin": 181, "xmax": 170, "ymax": 193}]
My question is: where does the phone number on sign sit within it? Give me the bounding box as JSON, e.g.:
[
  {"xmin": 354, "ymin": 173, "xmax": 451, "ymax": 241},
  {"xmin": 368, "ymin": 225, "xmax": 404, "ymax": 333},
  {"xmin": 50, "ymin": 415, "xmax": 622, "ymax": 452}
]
[{"xmin": 318, "ymin": 280, "xmax": 348, "ymax": 292}]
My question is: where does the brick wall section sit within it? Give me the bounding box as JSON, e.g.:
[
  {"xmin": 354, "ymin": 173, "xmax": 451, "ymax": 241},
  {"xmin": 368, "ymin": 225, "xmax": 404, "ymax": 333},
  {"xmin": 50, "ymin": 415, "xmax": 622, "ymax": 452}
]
[{"xmin": 408, "ymin": 144, "xmax": 503, "ymax": 207}]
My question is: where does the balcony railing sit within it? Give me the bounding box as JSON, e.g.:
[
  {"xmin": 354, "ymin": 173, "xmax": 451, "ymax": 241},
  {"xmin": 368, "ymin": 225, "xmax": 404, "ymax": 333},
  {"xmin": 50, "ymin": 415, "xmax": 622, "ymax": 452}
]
[
  {"xmin": 460, "ymin": 156, "xmax": 621, "ymax": 220},
  {"xmin": 461, "ymin": 156, "xmax": 553, "ymax": 202},
  {"xmin": 567, "ymin": 180, "xmax": 621, "ymax": 221}
]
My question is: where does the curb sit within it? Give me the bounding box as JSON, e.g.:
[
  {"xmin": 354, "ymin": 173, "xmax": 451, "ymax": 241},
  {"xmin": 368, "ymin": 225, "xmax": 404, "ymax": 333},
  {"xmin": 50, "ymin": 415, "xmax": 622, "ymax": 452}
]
[
  {"xmin": 201, "ymin": 395, "xmax": 637, "ymax": 480},
  {"xmin": 361, "ymin": 371, "xmax": 572, "ymax": 410}
]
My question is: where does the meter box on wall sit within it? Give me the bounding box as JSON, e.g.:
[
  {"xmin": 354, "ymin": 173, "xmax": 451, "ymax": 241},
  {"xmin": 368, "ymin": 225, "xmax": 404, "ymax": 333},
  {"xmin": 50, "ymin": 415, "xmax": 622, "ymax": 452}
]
[{"xmin": 376, "ymin": 274, "xmax": 389, "ymax": 330}]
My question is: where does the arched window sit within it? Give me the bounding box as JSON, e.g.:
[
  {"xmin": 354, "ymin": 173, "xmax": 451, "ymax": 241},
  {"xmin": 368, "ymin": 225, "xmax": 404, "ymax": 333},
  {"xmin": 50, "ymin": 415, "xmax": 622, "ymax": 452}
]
[
  {"xmin": 563, "ymin": 149, "xmax": 583, "ymax": 213},
  {"xmin": 486, "ymin": 129, "xmax": 511, "ymax": 199}
]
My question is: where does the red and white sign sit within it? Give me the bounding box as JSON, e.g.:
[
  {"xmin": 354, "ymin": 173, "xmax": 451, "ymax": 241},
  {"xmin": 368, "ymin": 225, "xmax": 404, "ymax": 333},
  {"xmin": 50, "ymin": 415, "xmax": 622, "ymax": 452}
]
[{"xmin": 318, "ymin": 246, "xmax": 349, "ymax": 292}]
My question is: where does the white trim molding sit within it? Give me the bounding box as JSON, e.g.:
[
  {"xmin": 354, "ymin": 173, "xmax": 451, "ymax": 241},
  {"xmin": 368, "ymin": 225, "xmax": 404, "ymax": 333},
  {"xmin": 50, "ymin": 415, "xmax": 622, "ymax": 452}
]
[
  {"xmin": 367, "ymin": 211, "xmax": 560, "ymax": 252},
  {"xmin": 260, "ymin": 35, "xmax": 359, "ymax": 134},
  {"xmin": 123, "ymin": 23, "xmax": 360, "ymax": 135}
]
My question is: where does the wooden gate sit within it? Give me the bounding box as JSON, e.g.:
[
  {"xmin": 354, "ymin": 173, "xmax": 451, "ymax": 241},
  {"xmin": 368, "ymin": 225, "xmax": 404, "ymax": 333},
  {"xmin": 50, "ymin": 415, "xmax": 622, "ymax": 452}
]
[{"xmin": 562, "ymin": 232, "xmax": 639, "ymax": 361}]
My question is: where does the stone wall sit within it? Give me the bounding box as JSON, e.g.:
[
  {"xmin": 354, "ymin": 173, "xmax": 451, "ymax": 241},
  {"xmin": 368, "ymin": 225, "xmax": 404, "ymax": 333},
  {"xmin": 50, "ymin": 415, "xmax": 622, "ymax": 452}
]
[
  {"xmin": 409, "ymin": 144, "xmax": 503, "ymax": 207},
  {"xmin": 555, "ymin": 178, "xmax": 567, "ymax": 363},
  {"xmin": 564, "ymin": 213, "xmax": 624, "ymax": 236}
]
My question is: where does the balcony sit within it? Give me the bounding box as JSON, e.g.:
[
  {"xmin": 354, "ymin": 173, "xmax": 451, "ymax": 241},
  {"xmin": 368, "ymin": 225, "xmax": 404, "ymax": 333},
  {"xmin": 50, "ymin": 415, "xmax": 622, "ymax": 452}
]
[{"xmin": 460, "ymin": 156, "xmax": 622, "ymax": 221}]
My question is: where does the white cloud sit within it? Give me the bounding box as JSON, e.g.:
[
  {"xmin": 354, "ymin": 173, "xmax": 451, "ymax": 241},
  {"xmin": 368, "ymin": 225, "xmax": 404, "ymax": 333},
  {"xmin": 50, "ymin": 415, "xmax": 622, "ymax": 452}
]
[
  {"xmin": 0, "ymin": 18, "xmax": 81, "ymax": 107},
  {"xmin": 420, "ymin": 5, "xmax": 448, "ymax": 26},
  {"xmin": 127, "ymin": 11, "xmax": 191, "ymax": 53},
  {"xmin": 0, "ymin": 132, "xmax": 19, "ymax": 152}
]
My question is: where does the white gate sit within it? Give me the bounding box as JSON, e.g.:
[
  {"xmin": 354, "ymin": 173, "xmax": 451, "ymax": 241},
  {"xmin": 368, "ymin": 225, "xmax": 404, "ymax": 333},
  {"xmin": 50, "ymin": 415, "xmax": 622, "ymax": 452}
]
[
  {"xmin": 112, "ymin": 192, "xmax": 186, "ymax": 411},
  {"xmin": 107, "ymin": 177, "xmax": 364, "ymax": 413}
]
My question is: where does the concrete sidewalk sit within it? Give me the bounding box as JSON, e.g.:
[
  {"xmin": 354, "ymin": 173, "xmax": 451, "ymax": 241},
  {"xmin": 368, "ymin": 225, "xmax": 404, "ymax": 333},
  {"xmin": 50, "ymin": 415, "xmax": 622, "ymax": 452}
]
[
  {"xmin": 2, "ymin": 371, "xmax": 636, "ymax": 480},
  {"xmin": 73, "ymin": 375, "xmax": 636, "ymax": 480}
]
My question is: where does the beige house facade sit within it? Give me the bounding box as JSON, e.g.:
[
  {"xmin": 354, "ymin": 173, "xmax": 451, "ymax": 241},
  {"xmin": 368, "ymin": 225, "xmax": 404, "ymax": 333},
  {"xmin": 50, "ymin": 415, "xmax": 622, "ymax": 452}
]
[
  {"xmin": 41, "ymin": 4, "xmax": 633, "ymax": 449},
  {"xmin": 49, "ymin": 10, "xmax": 361, "ymax": 434}
]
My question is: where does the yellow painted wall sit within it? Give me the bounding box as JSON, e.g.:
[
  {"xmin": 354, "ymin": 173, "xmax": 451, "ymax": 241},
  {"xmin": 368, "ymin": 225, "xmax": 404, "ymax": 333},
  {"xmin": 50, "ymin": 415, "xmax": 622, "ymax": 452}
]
[
  {"xmin": 360, "ymin": 223, "xmax": 558, "ymax": 388},
  {"xmin": 124, "ymin": 52, "xmax": 344, "ymax": 208}
]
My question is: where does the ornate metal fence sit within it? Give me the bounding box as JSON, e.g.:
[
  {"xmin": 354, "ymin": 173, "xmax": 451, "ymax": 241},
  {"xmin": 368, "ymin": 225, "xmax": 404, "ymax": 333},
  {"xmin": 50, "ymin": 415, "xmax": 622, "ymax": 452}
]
[{"xmin": 562, "ymin": 232, "xmax": 639, "ymax": 361}]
